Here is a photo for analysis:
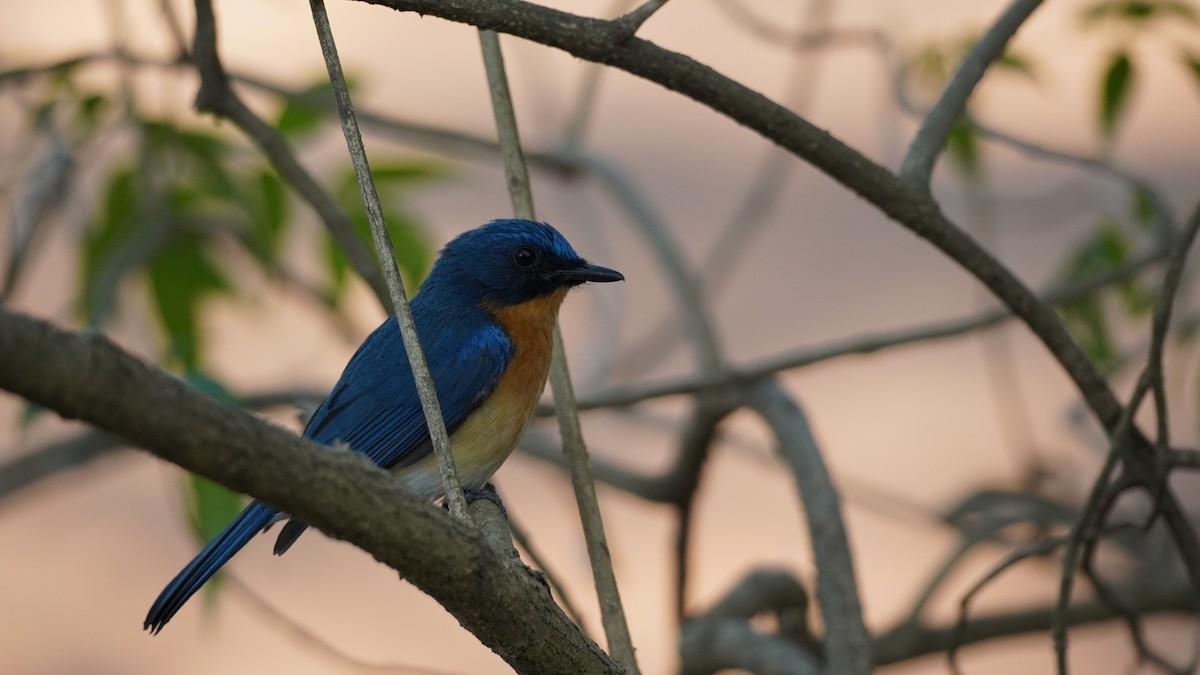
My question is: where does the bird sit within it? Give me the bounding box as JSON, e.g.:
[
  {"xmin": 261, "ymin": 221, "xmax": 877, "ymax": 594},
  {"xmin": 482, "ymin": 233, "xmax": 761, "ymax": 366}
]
[{"xmin": 144, "ymin": 218, "xmax": 623, "ymax": 633}]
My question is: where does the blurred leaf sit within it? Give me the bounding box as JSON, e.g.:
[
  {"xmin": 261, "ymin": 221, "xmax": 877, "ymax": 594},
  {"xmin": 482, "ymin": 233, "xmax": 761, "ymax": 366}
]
[
  {"xmin": 1081, "ymin": 0, "xmax": 1197, "ymax": 24},
  {"xmin": 323, "ymin": 231, "xmax": 352, "ymax": 302},
  {"xmin": 324, "ymin": 161, "xmax": 440, "ymax": 299},
  {"xmin": 1130, "ymin": 186, "xmax": 1160, "ymax": 227},
  {"xmin": 1061, "ymin": 295, "xmax": 1118, "ymax": 371},
  {"xmin": 181, "ymin": 369, "xmax": 243, "ymax": 603},
  {"xmin": 19, "ymin": 402, "xmax": 47, "ymax": 429},
  {"xmin": 909, "ymin": 33, "xmax": 1038, "ymax": 94},
  {"xmin": 146, "ymin": 123, "xmax": 240, "ymax": 200},
  {"xmin": 245, "ymin": 169, "xmax": 289, "ymax": 265},
  {"xmin": 185, "ymin": 369, "xmax": 241, "ymax": 405},
  {"xmin": 1185, "ymin": 52, "xmax": 1200, "ymax": 94},
  {"xmin": 274, "ymin": 78, "xmax": 354, "ymax": 140},
  {"xmin": 1058, "ymin": 221, "xmax": 1140, "ymax": 370},
  {"xmin": 147, "ymin": 237, "xmax": 230, "ymax": 369},
  {"xmin": 276, "ymin": 97, "xmax": 325, "ymax": 140},
  {"xmin": 946, "ymin": 115, "xmax": 982, "ymax": 178},
  {"xmin": 187, "ymin": 475, "xmax": 244, "ymax": 543},
  {"xmin": 81, "ymin": 168, "xmax": 140, "ymax": 325},
  {"xmin": 994, "ymin": 51, "xmax": 1039, "ymax": 80},
  {"xmin": 74, "ymin": 92, "xmax": 109, "ymax": 137},
  {"xmin": 1099, "ymin": 50, "xmax": 1134, "ymax": 139},
  {"xmin": 186, "ymin": 473, "xmax": 245, "ymax": 603}
]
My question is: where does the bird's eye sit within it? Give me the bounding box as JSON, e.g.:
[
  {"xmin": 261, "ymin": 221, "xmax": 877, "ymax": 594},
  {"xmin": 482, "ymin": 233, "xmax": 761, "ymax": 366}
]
[{"xmin": 512, "ymin": 246, "xmax": 538, "ymax": 269}]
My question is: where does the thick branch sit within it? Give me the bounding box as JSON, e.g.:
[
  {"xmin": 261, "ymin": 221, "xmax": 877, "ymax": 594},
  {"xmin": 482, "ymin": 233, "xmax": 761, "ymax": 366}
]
[{"xmin": 0, "ymin": 308, "xmax": 619, "ymax": 674}]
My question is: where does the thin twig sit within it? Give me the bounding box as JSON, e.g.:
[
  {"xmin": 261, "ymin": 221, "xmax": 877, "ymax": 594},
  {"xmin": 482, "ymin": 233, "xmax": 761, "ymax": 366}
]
[
  {"xmin": 307, "ymin": 0, "xmax": 468, "ymax": 520},
  {"xmin": 613, "ymin": 0, "xmax": 670, "ymax": 41},
  {"xmin": 899, "ymin": 0, "xmax": 1044, "ymax": 185},
  {"xmin": 476, "ymin": 28, "xmax": 640, "ymax": 673}
]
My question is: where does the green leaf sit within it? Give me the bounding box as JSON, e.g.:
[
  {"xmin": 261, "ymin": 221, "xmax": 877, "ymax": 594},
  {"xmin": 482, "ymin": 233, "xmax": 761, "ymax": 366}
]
[
  {"xmin": 187, "ymin": 475, "xmax": 244, "ymax": 545},
  {"xmin": 994, "ymin": 51, "xmax": 1038, "ymax": 80},
  {"xmin": 73, "ymin": 92, "xmax": 108, "ymax": 137},
  {"xmin": 1058, "ymin": 221, "xmax": 1126, "ymax": 370},
  {"xmin": 1100, "ymin": 51, "xmax": 1135, "ymax": 139},
  {"xmin": 946, "ymin": 115, "xmax": 982, "ymax": 178},
  {"xmin": 275, "ymin": 79, "xmax": 344, "ymax": 139},
  {"xmin": 185, "ymin": 370, "xmax": 241, "ymax": 405},
  {"xmin": 185, "ymin": 473, "xmax": 245, "ymax": 603},
  {"xmin": 1061, "ymin": 296, "xmax": 1118, "ymax": 371},
  {"xmin": 147, "ymin": 237, "xmax": 229, "ymax": 369},
  {"xmin": 1081, "ymin": 0, "xmax": 1196, "ymax": 24},
  {"xmin": 19, "ymin": 402, "xmax": 47, "ymax": 429},
  {"xmin": 81, "ymin": 168, "xmax": 140, "ymax": 325},
  {"xmin": 323, "ymin": 231, "xmax": 352, "ymax": 302},
  {"xmin": 244, "ymin": 169, "xmax": 289, "ymax": 265},
  {"xmin": 1130, "ymin": 186, "xmax": 1159, "ymax": 227},
  {"xmin": 323, "ymin": 161, "xmax": 440, "ymax": 299},
  {"xmin": 1184, "ymin": 52, "xmax": 1200, "ymax": 94},
  {"xmin": 180, "ymin": 369, "xmax": 244, "ymax": 603}
]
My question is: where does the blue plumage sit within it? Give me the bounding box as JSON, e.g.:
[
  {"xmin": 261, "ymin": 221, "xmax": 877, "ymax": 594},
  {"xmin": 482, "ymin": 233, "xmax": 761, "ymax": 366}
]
[{"xmin": 144, "ymin": 219, "xmax": 622, "ymax": 633}]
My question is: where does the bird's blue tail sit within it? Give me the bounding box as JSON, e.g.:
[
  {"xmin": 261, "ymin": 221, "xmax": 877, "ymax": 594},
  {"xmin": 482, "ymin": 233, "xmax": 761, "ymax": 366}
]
[{"xmin": 144, "ymin": 501, "xmax": 276, "ymax": 633}]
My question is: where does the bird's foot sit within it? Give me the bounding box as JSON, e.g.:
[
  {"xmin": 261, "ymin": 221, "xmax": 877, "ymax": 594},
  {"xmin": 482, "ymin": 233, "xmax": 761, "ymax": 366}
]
[{"xmin": 463, "ymin": 482, "xmax": 507, "ymax": 518}]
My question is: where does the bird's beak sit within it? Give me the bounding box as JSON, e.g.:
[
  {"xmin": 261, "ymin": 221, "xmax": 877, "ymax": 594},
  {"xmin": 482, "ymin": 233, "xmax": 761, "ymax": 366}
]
[{"xmin": 553, "ymin": 262, "xmax": 625, "ymax": 284}]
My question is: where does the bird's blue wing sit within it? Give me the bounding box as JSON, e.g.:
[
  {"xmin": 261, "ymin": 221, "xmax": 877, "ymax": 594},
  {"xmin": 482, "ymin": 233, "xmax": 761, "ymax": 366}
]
[{"xmin": 302, "ymin": 314, "xmax": 512, "ymax": 471}]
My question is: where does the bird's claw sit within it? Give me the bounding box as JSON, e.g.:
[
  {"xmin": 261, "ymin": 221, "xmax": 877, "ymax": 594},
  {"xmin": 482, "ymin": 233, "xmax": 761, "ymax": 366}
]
[{"xmin": 463, "ymin": 482, "xmax": 507, "ymax": 518}]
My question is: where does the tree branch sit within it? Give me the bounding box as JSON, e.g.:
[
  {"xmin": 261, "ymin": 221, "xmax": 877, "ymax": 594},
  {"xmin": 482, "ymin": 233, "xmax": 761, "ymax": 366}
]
[
  {"xmin": 899, "ymin": 0, "xmax": 1044, "ymax": 185},
  {"xmin": 748, "ymin": 379, "xmax": 870, "ymax": 674}
]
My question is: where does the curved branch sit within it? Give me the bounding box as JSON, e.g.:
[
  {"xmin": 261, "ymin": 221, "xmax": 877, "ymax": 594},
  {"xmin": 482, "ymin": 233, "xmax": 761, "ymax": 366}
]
[
  {"xmin": 748, "ymin": 380, "xmax": 869, "ymax": 673},
  {"xmin": 899, "ymin": 0, "xmax": 1044, "ymax": 185}
]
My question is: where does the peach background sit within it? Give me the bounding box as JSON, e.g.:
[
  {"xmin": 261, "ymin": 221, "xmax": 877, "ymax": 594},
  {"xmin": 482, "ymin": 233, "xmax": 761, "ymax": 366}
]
[{"xmin": 2, "ymin": 1, "xmax": 1199, "ymax": 673}]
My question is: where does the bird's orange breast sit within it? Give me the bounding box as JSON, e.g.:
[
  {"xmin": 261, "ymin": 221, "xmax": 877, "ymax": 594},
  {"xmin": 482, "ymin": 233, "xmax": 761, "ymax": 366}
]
[{"xmin": 397, "ymin": 288, "xmax": 567, "ymax": 498}]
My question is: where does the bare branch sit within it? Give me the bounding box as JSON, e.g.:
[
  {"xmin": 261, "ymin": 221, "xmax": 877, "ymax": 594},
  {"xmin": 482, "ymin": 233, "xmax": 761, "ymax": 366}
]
[
  {"xmin": 899, "ymin": 0, "xmax": 1045, "ymax": 185},
  {"xmin": 0, "ymin": 431, "xmax": 124, "ymax": 503},
  {"xmin": 749, "ymin": 380, "xmax": 870, "ymax": 674},
  {"xmin": 680, "ymin": 617, "xmax": 823, "ymax": 675},
  {"xmin": 872, "ymin": 577, "xmax": 1193, "ymax": 665}
]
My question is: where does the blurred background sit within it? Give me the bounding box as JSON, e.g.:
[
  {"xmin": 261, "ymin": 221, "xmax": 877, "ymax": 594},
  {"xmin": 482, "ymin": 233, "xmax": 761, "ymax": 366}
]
[{"xmin": 2, "ymin": 0, "xmax": 1200, "ymax": 673}]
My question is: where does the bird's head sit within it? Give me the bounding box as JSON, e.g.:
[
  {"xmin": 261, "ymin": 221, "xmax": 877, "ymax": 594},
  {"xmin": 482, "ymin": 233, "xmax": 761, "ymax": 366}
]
[{"xmin": 426, "ymin": 219, "xmax": 624, "ymax": 308}]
